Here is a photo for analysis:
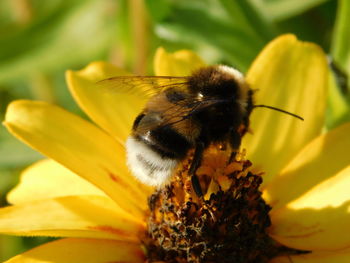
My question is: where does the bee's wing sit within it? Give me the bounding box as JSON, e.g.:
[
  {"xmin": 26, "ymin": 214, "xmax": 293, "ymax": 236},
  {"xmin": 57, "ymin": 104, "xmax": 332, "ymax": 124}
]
[
  {"xmin": 163, "ymin": 97, "xmax": 227, "ymax": 124},
  {"xmin": 136, "ymin": 95, "xmax": 228, "ymax": 133},
  {"xmin": 97, "ymin": 76, "xmax": 189, "ymax": 98},
  {"xmin": 98, "ymin": 75, "xmax": 227, "ymax": 132}
]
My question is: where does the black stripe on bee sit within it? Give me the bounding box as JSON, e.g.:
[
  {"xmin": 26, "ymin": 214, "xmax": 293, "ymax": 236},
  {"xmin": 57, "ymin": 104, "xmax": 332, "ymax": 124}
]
[
  {"xmin": 150, "ymin": 126, "xmax": 191, "ymax": 159},
  {"xmin": 136, "ymin": 126, "xmax": 191, "ymax": 160},
  {"xmin": 132, "ymin": 113, "xmax": 146, "ymax": 130}
]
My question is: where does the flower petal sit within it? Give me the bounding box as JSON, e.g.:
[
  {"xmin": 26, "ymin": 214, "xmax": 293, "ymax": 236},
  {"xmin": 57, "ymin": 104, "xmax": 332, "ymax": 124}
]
[
  {"xmin": 271, "ymin": 250, "xmax": 350, "ymax": 263},
  {"xmin": 242, "ymin": 34, "xmax": 328, "ymax": 184},
  {"xmin": 153, "ymin": 47, "xmax": 206, "ymax": 76},
  {"xmin": 7, "ymin": 159, "xmax": 106, "ymax": 205},
  {"xmin": 66, "ymin": 61, "xmax": 146, "ymax": 143},
  {"xmin": 4, "ymin": 238, "xmax": 145, "ymax": 263},
  {"xmin": 269, "ymin": 165, "xmax": 350, "ymax": 251},
  {"xmin": 265, "ymin": 122, "xmax": 350, "ymax": 209},
  {"xmin": 4, "ymin": 100, "xmax": 150, "ymax": 217},
  {"xmin": 0, "ymin": 195, "xmax": 144, "ymax": 241}
]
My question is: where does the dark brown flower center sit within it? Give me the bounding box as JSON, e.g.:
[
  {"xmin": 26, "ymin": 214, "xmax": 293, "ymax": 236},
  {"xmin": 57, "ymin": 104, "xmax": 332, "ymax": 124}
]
[{"xmin": 142, "ymin": 146, "xmax": 304, "ymax": 263}]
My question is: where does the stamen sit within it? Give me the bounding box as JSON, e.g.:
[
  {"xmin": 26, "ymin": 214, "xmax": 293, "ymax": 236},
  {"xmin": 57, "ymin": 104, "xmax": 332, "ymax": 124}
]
[{"xmin": 142, "ymin": 145, "xmax": 305, "ymax": 263}]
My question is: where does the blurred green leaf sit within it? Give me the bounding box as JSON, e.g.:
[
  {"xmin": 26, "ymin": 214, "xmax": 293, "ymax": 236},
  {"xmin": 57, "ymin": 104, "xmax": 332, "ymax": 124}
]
[
  {"xmin": 0, "ymin": 235, "xmax": 56, "ymax": 262},
  {"xmin": 327, "ymin": 0, "xmax": 350, "ymax": 128},
  {"xmin": 0, "ymin": 236, "xmax": 23, "ymax": 262},
  {"xmin": 331, "ymin": 0, "xmax": 350, "ymax": 83},
  {"xmin": 0, "ymin": 169, "xmax": 17, "ymax": 198},
  {"xmin": 115, "ymin": 0, "xmax": 133, "ymax": 70},
  {"xmin": 145, "ymin": 0, "xmax": 171, "ymax": 22},
  {"xmin": 274, "ymin": 0, "xmax": 336, "ymax": 51},
  {"xmin": 0, "ymin": 0, "xmax": 116, "ymax": 84},
  {"xmin": 250, "ymin": 0, "xmax": 331, "ymax": 21},
  {"xmin": 116, "ymin": 0, "xmax": 151, "ymax": 74},
  {"xmin": 0, "ymin": 127, "xmax": 42, "ymax": 168},
  {"xmin": 153, "ymin": 0, "xmax": 274, "ymax": 72},
  {"xmin": 326, "ymin": 71, "xmax": 350, "ymax": 129},
  {"xmin": 219, "ymin": 0, "xmax": 276, "ymax": 41}
]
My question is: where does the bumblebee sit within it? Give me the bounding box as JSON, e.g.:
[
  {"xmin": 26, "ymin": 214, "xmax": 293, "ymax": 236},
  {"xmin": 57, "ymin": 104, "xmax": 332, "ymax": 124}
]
[{"xmin": 100, "ymin": 65, "xmax": 302, "ymax": 197}]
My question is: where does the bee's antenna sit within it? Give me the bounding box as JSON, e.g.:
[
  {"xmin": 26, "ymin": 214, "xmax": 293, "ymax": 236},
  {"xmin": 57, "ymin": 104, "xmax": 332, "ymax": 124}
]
[{"xmin": 253, "ymin": 105, "xmax": 304, "ymax": 121}]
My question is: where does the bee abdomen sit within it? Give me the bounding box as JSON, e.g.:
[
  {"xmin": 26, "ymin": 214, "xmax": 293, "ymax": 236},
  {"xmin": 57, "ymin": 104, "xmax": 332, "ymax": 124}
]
[
  {"xmin": 149, "ymin": 126, "xmax": 192, "ymax": 159},
  {"xmin": 126, "ymin": 137, "xmax": 178, "ymax": 186}
]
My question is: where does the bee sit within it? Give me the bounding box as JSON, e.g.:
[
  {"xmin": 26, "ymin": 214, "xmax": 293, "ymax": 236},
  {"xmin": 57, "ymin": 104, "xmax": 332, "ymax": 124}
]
[{"xmin": 100, "ymin": 65, "xmax": 302, "ymax": 197}]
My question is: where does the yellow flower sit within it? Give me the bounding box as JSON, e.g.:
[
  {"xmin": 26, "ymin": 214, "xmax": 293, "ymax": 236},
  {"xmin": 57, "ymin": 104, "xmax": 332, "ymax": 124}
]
[{"xmin": 1, "ymin": 34, "xmax": 350, "ymax": 262}]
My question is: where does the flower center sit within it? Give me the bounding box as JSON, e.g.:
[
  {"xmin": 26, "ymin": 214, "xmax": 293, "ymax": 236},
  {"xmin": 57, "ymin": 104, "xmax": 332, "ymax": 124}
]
[{"xmin": 142, "ymin": 145, "xmax": 303, "ymax": 263}]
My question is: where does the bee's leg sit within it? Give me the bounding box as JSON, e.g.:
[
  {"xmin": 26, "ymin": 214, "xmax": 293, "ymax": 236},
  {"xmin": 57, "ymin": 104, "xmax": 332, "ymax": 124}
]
[
  {"xmin": 328, "ymin": 56, "xmax": 348, "ymax": 94},
  {"xmin": 189, "ymin": 142, "xmax": 215, "ymax": 220},
  {"xmin": 189, "ymin": 142, "xmax": 205, "ymax": 198},
  {"xmin": 189, "ymin": 142, "xmax": 217, "ymax": 222},
  {"xmin": 228, "ymin": 129, "xmax": 242, "ymax": 162}
]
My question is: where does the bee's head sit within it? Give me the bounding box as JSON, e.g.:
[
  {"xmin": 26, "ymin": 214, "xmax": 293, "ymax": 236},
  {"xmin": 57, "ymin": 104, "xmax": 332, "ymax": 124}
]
[{"xmin": 188, "ymin": 65, "xmax": 249, "ymax": 100}]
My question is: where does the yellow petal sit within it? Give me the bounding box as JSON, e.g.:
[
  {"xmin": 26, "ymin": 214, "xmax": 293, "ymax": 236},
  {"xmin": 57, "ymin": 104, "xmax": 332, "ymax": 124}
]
[
  {"xmin": 7, "ymin": 159, "xmax": 106, "ymax": 205},
  {"xmin": 0, "ymin": 195, "xmax": 144, "ymax": 241},
  {"xmin": 242, "ymin": 34, "xmax": 328, "ymax": 185},
  {"xmin": 271, "ymin": 250, "xmax": 350, "ymax": 263},
  {"xmin": 5, "ymin": 238, "xmax": 145, "ymax": 263},
  {"xmin": 66, "ymin": 61, "xmax": 146, "ymax": 143},
  {"xmin": 153, "ymin": 47, "xmax": 206, "ymax": 76},
  {"xmin": 269, "ymin": 165, "xmax": 350, "ymax": 251},
  {"xmin": 4, "ymin": 100, "xmax": 149, "ymax": 217},
  {"xmin": 265, "ymin": 122, "xmax": 350, "ymax": 209}
]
